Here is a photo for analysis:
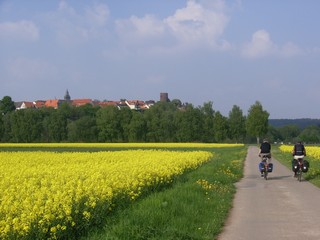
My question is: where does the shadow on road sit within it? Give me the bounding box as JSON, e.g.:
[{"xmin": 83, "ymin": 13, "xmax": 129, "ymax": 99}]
[{"xmin": 266, "ymin": 175, "xmax": 292, "ymax": 180}]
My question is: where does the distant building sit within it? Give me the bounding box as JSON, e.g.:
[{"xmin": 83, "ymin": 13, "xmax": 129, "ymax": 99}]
[
  {"xmin": 64, "ymin": 89, "xmax": 71, "ymax": 101},
  {"xmin": 15, "ymin": 101, "xmax": 35, "ymax": 110},
  {"xmin": 71, "ymin": 99, "xmax": 93, "ymax": 107},
  {"xmin": 160, "ymin": 92, "xmax": 169, "ymax": 102},
  {"xmin": 13, "ymin": 90, "xmax": 169, "ymax": 111},
  {"xmin": 45, "ymin": 99, "xmax": 65, "ymax": 109}
]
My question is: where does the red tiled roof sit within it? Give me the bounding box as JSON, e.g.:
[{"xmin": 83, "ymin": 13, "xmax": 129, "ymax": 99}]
[
  {"xmin": 23, "ymin": 101, "xmax": 35, "ymax": 108},
  {"xmin": 34, "ymin": 100, "xmax": 46, "ymax": 108},
  {"xmin": 71, "ymin": 99, "xmax": 93, "ymax": 107},
  {"xmin": 98, "ymin": 101, "xmax": 120, "ymax": 107},
  {"xmin": 45, "ymin": 99, "xmax": 60, "ymax": 109}
]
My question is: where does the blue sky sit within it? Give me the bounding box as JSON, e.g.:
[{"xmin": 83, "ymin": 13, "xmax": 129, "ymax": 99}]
[{"xmin": 1, "ymin": 0, "xmax": 320, "ymax": 119}]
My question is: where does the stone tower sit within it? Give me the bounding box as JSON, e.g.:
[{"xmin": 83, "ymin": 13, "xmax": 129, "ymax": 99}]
[
  {"xmin": 64, "ymin": 89, "xmax": 71, "ymax": 101},
  {"xmin": 160, "ymin": 92, "xmax": 169, "ymax": 102}
]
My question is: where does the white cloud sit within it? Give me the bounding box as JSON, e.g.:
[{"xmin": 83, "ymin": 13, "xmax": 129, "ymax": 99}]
[
  {"xmin": 0, "ymin": 20, "xmax": 39, "ymax": 41},
  {"xmin": 165, "ymin": 0, "xmax": 229, "ymax": 48},
  {"xmin": 115, "ymin": 14, "xmax": 165, "ymax": 45},
  {"xmin": 242, "ymin": 30, "xmax": 276, "ymax": 58},
  {"xmin": 116, "ymin": 15, "xmax": 165, "ymax": 40},
  {"xmin": 115, "ymin": 0, "xmax": 230, "ymax": 51},
  {"xmin": 242, "ymin": 29, "xmax": 303, "ymax": 58}
]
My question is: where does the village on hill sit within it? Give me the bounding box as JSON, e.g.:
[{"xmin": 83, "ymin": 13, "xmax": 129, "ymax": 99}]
[{"xmin": 13, "ymin": 90, "xmax": 173, "ymax": 111}]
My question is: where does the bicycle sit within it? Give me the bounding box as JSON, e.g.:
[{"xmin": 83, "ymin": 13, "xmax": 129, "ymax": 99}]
[
  {"xmin": 260, "ymin": 155, "xmax": 270, "ymax": 180},
  {"xmin": 294, "ymin": 157, "xmax": 309, "ymax": 182},
  {"xmin": 296, "ymin": 158, "xmax": 303, "ymax": 182}
]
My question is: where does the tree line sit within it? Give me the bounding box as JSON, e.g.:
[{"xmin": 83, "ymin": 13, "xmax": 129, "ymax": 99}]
[{"xmin": 1, "ymin": 95, "xmax": 319, "ymax": 144}]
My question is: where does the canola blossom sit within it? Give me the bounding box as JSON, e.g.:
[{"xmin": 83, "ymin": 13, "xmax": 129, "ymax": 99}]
[
  {"xmin": 0, "ymin": 150, "xmax": 212, "ymax": 239},
  {"xmin": 279, "ymin": 145, "xmax": 320, "ymax": 160}
]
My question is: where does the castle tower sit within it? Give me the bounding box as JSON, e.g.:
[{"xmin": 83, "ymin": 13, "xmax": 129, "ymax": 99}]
[
  {"xmin": 64, "ymin": 89, "xmax": 71, "ymax": 101},
  {"xmin": 160, "ymin": 92, "xmax": 169, "ymax": 102}
]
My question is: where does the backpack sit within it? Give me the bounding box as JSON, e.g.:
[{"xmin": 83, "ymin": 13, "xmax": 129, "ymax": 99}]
[
  {"xmin": 294, "ymin": 144, "xmax": 304, "ymax": 155},
  {"xmin": 260, "ymin": 142, "xmax": 270, "ymax": 153}
]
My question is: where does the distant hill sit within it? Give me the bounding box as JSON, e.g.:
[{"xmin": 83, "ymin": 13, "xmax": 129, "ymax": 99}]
[{"xmin": 269, "ymin": 118, "xmax": 320, "ymax": 129}]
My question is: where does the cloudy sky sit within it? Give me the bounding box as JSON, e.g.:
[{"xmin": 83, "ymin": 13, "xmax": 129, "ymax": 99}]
[{"xmin": 1, "ymin": 0, "xmax": 320, "ymax": 119}]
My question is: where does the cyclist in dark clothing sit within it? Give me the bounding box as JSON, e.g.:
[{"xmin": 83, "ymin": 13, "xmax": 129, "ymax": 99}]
[
  {"xmin": 292, "ymin": 141, "xmax": 306, "ymax": 177},
  {"xmin": 259, "ymin": 139, "xmax": 271, "ymax": 158},
  {"xmin": 258, "ymin": 139, "xmax": 271, "ymax": 176},
  {"xmin": 292, "ymin": 141, "xmax": 306, "ymax": 156}
]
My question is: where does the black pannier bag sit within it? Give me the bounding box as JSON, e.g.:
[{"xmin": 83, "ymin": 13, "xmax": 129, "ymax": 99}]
[
  {"xmin": 292, "ymin": 159, "xmax": 298, "ymax": 171},
  {"xmin": 302, "ymin": 160, "xmax": 309, "ymax": 173}
]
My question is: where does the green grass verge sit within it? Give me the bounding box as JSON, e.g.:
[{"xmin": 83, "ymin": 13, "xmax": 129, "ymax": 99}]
[
  {"xmin": 272, "ymin": 145, "xmax": 320, "ymax": 187},
  {"xmin": 81, "ymin": 147, "xmax": 247, "ymax": 240}
]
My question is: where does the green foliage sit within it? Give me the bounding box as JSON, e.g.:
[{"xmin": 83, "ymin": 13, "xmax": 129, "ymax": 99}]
[
  {"xmin": 0, "ymin": 96, "xmax": 15, "ymax": 115},
  {"xmin": 272, "ymin": 146, "xmax": 320, "ymax": 187},
  {"xmin": 299, "ymin": 125, "xmax": 320, "ymax": 143},
  {"xmin": 228, "ymin": 105, "xmax": 246, "ymax": 142},
  {"xmin": 96, "ymin": 106, "xmax": 121, "ymax": 142},
  {"xmin": 213, "ymin": 111, "xmax": 228, "ymax": 142},
  {"xmin": 246, "ymin": 101, "xmax": 269, "ymax": 143},
  {"xmin": 3, "ymin": 96, "xmax": 300, "ymax": 143}
]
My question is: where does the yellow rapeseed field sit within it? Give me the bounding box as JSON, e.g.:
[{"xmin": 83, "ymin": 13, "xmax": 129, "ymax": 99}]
[
  {"xmin": 0, "ymin": 149, "xmax": 213, "ymax": 239},
  {"xmin": 279, "ymin": 145, "xmax": 320, "ymax": 160}
]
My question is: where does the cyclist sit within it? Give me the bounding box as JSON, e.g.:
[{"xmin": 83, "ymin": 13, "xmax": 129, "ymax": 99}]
[
  {"xmin": 292, "ymin": 141, "xmax": 306, "ymax": 177},
  {"xmin": 258, "ymin": 139, "xmax": 271, "ymax": 176}
]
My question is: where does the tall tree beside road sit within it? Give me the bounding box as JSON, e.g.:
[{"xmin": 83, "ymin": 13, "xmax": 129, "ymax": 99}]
[
  {"xmin": 200, "ymin": 101, "xmax": 215, "ymax": 142},
  {"xmin": 246, "ymin": 101, "xmax": 269, "ymax": 144},
  {"xmin": 228, "ymin": 105, "xmax": 246, "ymax": 143},
  {"xmin": 213, "ymin": 111, "xmax": 228, "ymax": 142}
]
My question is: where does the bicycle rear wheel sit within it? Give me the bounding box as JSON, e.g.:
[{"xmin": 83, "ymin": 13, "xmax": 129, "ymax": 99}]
[
  {"xmin": 298, "ymin": 170, "xmax": 302, "ymax": 182},
  {"xmin": 264, "ymin": 169, "xmax": 268, "ymax": 180}
]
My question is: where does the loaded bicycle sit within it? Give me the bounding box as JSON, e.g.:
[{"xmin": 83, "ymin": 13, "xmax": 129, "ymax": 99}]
[
  {"xmin": 293, "ymin": 156, "xmax": 309, "ymax": 182},
  {"xmin": 259, "ymin": 154, "xmax": 273, "ymax": 180}
]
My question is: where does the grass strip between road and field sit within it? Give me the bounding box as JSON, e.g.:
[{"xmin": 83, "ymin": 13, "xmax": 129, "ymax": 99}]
[{"xmin": 273, "ymin": 145, "xmax": 320, "ymax": 188}]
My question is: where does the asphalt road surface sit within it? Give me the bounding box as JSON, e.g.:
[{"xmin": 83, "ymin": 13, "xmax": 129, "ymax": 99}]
[{"xmin": 217, "ymin": 146, "xmax": 320, "ymax": 240}]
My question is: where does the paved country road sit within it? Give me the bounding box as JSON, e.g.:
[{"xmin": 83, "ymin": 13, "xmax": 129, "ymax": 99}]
[{"xmin": 217, "ymin": 146, "xmax": 320, "ymax": 240}]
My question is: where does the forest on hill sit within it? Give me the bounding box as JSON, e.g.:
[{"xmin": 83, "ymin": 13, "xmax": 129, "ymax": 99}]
[{"xmin": 269, "ymin": 118, "xmax": 320, "ymax": 129}]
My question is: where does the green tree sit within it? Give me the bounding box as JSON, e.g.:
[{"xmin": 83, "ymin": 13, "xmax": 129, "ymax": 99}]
[
  {"xmin": 118, "ymin": 108, "xmax": 133, "ymax": 142},
  {"xmin": 0, "ymin": 114, "xmax": 3, "ymax": 141},
  {"xmin": 128, "ymin": 111, "xmax": 146, "ymax": 142},
  {"xmin": 96, "ymin": 106, "xmax": 121, "ymax": 142},
  {"xmin": 171, "ymin": 99, "xmax": 182, "ymax": 108},
  {"xmin": 278, "ymin": 125, "xmax": 300, "ymax": 143},
  {"xmin": 67, "ymin": 116, "xmax": 98, "ymax": 142},
  {"xmin": 200, "ymin": 101, "xmax": 215, "ymax": 142},
  {"xmin": 246, "ymin": 101, "xmax": 269, "ymax": 144},
  {"xmin": 1, "ymin": 113, "xmax": 13, "ymax": 142},
  {"xmin": 174, "ymin": 104, "xmax": 203, "ymax": 142},
  {"xmin": 144, "ymin": 102, "xmax": 176, "ymax": 142},
  {"xmin": 46, "ymin": 109, "xmax": 68, "ymax": 142},
  {"xmin": 9, "ymin": 109, "xmax": 43, "ymax": 142},
  {"xmin": 266, "ymin": 125, "xmax": 282, "ymax": 144},
  {"xmin": 213, "ymin": 111, "xmax": 228, "ymax": 142},
  {"xmin": 0, "ymin": 96, "xmax": 15, "ymax": 114},
  {"xmin": 298, "ymin": 125, "xmax": 320, "ymax": 143},
  {"xmin": 228, "ymin": 105, "xmax": 246, "ymax": 143}
]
